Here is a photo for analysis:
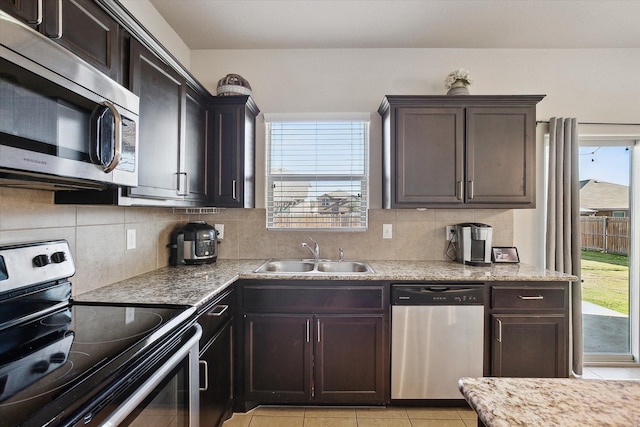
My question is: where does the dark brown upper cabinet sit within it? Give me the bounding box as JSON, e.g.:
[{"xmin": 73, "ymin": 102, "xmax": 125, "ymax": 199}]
[
  {"xmin": 125, "ymin": 38, "xmax": 208, "ymax": 204},
  {"xmin": 1, "ymin": 0, "xmax": 121, "ymax": 81},
  {"xmin": 208, "ymin": 96, "xmax": 259, "ymax": 208},
  {"xmin": 379, "ymin": 95, "xmax": 545, "ymax": 209}
]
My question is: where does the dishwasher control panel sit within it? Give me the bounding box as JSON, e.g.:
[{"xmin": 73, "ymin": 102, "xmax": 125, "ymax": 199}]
[{"xmin": 392, "ymin": 284, "xmax": 484, "ymax": 305}]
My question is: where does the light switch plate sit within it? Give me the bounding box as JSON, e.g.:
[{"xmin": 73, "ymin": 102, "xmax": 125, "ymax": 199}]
[
  {"xmin": 382, "ymin": 224, "xmax": 392, "ymax": 239},
  {"xmin": 126, "ymin": 228, "xmax": 136, "ymax": 250}
]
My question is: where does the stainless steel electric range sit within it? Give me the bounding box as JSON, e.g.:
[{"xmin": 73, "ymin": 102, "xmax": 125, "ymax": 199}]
[{"xmin": 0, "ymin": 240, "xmax": 201, "ymax": 427}]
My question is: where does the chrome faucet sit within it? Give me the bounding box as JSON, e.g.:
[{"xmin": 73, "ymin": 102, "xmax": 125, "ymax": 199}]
[
  {"xmin": 338, "ymin": 247, "xmax": 344, "ymax": 262},
  {"xmin": 301, "ymin": 237, "xmax": 320, "ymax": 262}
]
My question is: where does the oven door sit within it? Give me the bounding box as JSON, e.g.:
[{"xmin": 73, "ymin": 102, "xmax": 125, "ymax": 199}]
[{"xmin": 79, "ymin": 324, "xmax": 201, "ymax": 427}]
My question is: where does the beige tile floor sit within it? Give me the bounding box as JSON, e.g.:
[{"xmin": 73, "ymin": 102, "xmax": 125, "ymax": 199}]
[
  {"xmin": 221, "ymin": 367, "xmax": 640, "ymax": 427},
  {"xmin": 221, "ymin": 406, "xmax": 477, "ymax": 427}
]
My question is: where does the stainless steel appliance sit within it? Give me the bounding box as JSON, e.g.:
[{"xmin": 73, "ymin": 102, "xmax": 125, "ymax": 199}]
[
  {"xmin": 169, "ymin": 221, "xmax": 219, "ymax": 265},
  {"xmin": 391, "ymin": 284, "xmax": 484, "ymax": 401},
  {"xmin": 0, "ymin": 10, "xmax": 139, "ymax": 190},
  {"xmin": 0, "ymin": 240, "xmax": 201, "ymax": 426},
  {"xmin": 455, "ymin": 222, "xmax": 493, "ymax": 266}
]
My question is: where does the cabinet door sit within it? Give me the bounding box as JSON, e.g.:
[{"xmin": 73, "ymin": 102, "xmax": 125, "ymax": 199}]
[
  {"xmin": 0, "ymin": 0, "xmax": 40, "ymax": 25},
  {"xmin": 393, "ymin": 107, "xmax": 464, "ymax": 207},
  {"xmin": 182, "ymin": 88, "xmax": 207, "ymax": 201},
  {"xmin": 466, "ymin": 107, "xmax": 535, "ymax": 206},
  {"xmin": 210, "ymin": 97, "xmax": 257, "ymax": 208},
  {"xmin": 1, "ymin": 0, "xmax": 120, "ymax": 81},
  {"xmin": 47, "ymin": 0, "xmax": 120, "ymax": 81},
  {"xmin": 491, "ymin": 314, "xmax": 568, "ymax": 378},
  {"xmin": 127, "ymin": 39, "xmax": 184, "ymax": 200},
  {"xmin": 200, "ymin": 321, "xmax": 233, "ymax": 427},
  {"xmin": 315, "ymin": 315, "xmax": 386, "ymax": 403},
  {"xmin": 244, "ymin": 314, "xmax": 312, "ymax": 402}
]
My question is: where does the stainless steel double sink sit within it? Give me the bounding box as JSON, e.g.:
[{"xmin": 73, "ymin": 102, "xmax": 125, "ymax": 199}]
[{"xmin": 254, "ymin": 259, "xmax": 375, "ymax": 274}]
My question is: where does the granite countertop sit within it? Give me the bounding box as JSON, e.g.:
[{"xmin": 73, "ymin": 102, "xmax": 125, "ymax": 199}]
[
  {"xmin": 74, "ymin": 259, "xmax": 577, "ymax": 308},
  {"xmin": 458, "ymin": 376, "xmax": 640, "ymax": 426}
]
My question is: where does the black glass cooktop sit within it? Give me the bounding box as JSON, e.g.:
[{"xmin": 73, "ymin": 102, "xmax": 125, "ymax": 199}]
[{"xmin": 0, "ymin": 302, "xmax": 191, "ymax": 427}]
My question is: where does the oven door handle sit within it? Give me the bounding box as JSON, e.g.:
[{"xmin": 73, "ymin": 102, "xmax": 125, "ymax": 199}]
[{"xmin": 100, "ymin": 324, "xmax": 202, "ymax": 427}]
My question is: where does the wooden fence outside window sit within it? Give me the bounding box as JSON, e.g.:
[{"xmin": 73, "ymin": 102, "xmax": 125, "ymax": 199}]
[{"xmin": 580, "ymin": 216, "xmax": 629, "ymax": 255}]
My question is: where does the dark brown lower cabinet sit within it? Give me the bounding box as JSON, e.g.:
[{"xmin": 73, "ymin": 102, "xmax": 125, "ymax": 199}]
[
  {"xmin": 244, "ymin": 313, "xmax": 385, "ymax": 404},
  {"xmin": 315, "ymin": 315, "xmax": 385, "ymax": 402},
  {"xmin": 491, "ymin": 314, "xmax": 567, "ymax": 377},
  {"xmin": 489, "ymin": 283, "xmax": 570, "ymax": 378},
  {"xmin": 240, "ymin": 282, "xmax": 388, "ymax": 407},
  {"xmin": 244, "ymin": 314, "xmax": 312, "ymax": 402},
  {"xmin": 200, "ymin": 320, "xmax": 233, "ymax": 426},
  {"xmin": 198, "ymin": 290, "xmax": 234, "ymax": 427}
]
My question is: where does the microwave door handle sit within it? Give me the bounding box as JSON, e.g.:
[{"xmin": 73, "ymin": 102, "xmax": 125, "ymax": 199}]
[{"xmin": 100, "ymin": 101, "xmax": 122, "ymax": 173}]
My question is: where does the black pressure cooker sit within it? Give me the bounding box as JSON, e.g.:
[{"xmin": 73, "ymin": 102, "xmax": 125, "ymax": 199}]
[{"xmin": 168, "ymin": 221, "xmax": 218, "ymax": 265}]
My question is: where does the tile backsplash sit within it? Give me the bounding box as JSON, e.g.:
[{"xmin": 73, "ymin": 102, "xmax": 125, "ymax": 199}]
[{"xmin": 0, "ymin": 188, "xmax": 513, "ymax": 296}]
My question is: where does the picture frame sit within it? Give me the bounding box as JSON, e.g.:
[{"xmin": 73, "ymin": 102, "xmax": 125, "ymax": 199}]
[{"xmin": 491, "ymin": 246, "xmax": 520, "ymax": 263}]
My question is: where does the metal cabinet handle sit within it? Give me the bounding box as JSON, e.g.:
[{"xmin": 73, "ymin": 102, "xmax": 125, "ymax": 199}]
[
  {"xmin": 177, "ymin": 172, "xmax": 188, "ymax": 196},
  {"xmin": 306, "ymin": 319, "xmax": 310, "ymax": 343},
  {"xmin": 468, "ymin": 180, "xmax": 474, "ymax": 200},
  {"xmin": 496, "ymin": 318, "xmax": 502, "ymax": 343},
  {"xmin": 317, "ymin": 319, "xmax": 321, "ymax": 343},
  {"xmin": 518, "ymin": 295, "xmax": 544, "ymax": 300},
  {"xmin": 199, "ymin": 360, "xmax": 208, "ymax": 391},
  {"xmin": 29, "ymin": 0, "xmax": 43, "ymax": 24},
  {"xmin": 207, "ymin": 305, "xmax": 228, "ymax": 317},
  {"xmin": 456, "ymin": 181, "xmax": 463, "ymax": 200},
  {"xmin": 232, "ymin": 179, "xmax": 237, "ymax": 200},
  {"xmin": 45, "ymin": 0, "xmax": 63, "ymax": 39}
]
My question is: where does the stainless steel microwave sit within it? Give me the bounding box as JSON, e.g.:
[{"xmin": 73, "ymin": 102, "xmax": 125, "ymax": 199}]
[{"xmin": 0, "ymin": 10, "xmax": 139, "ymax": 190}]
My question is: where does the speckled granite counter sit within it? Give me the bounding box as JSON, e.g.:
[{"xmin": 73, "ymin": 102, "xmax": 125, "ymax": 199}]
[
  {"xmin": 74, "ymin": 259, "xmax": 576, "ymax": 309},
  {"xmin": 458, "ymin": 377, "xmax": 640, "ymax": 427},
  {"xmin": 73, "ymin": 260, "xmax": 262, "ymax": 308}
]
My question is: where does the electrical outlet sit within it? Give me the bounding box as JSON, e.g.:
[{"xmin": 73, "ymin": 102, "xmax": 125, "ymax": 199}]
[
  {"xmin": 215, "ymin": 224, "xmax": 224, "ymax": 240},
  {"xmin": 382, "ymin": 224, "xmax": 392, "ymax": 239},
  {"xmin": 126, "ymin": 228, "xmax": 136, "ymax": 250},
  {"xmin": 445, "ymin": 226, "xmax": 457, "ymax": 242}
]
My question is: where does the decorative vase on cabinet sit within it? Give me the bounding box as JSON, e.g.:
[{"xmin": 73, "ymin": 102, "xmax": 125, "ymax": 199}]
[{"xmin": 447, "ymin": 80, "xmax": 470, "ymax": 95}]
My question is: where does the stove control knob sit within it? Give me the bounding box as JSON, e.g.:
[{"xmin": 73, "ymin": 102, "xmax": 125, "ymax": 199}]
[
  {"xmin": 51, "ymin": 251, "xmax": 66, "ymax": 264},
  {"xmin": 33, "ymin": 254, "xmax": 50, "ymax": 267},
  {"xmin": 32, "ymin": 360, "xmax": 50, "ymax": 374}
]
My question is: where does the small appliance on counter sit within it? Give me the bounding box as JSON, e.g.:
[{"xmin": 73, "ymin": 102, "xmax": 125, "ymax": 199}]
[
  {"xmin": 455, "ymin": 222, "xmax": 493, "ymax": 266},
  {"xmin": 168, "ymin": 221, "xmax": 218, "ymax": 265}
]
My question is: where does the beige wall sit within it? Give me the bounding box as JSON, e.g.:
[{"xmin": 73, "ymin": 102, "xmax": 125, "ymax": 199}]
[
  {"xmin": 0, "ymin": 187, "xmax": 513, "ymax": 295},
  {"xmin": 0, "ymin": 188, "xmax": 187, "ymax": 296}
]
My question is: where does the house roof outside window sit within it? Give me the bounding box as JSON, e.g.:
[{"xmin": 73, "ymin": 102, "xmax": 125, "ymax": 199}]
[{"xmin": 579, "ymin": 179, "xmax": 629, "ymax": 215}]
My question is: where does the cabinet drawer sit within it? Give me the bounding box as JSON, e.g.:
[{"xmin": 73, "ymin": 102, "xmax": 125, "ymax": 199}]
[
  {"xmin": 491, "ymin": 286, "xmax": 566, "ymax": 310},
  {"xmin": 243, "ymin": 286, "xmax": 385, "ymax": 313},
  {"xmin": 199, "ymin": 289, "xmax": 234, "ymax": 345}
]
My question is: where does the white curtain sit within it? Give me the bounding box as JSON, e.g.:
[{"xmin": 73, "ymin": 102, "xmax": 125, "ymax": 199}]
[{"xmin": 546, "ymin": 117, "xmax": 582, "ymax": 376}]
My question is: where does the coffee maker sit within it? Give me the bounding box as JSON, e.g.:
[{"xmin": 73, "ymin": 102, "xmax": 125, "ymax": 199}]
[{"xmin": 455, "ymin": 223, "xmax": 493, "ymax": 266}]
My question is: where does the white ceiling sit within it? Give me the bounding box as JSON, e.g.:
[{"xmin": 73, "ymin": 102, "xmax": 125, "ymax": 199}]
[{"xmin": 148, "ymin": 0, "xmax": 640, "ymax": 50}]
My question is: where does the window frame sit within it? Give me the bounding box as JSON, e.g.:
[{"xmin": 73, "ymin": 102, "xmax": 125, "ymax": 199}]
[{"xmin": 264, "ymin": 113, "xmax": 370, "ymax": 231}]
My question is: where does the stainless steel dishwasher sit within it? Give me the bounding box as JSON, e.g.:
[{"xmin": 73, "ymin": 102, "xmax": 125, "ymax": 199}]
[{"xmin": 391, "ymin": 283, "xmax": 484, "ymax": 400}]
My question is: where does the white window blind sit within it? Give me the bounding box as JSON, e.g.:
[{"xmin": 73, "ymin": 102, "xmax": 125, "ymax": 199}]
[{"xmin": 265, "ymin": 115, "xmax": 369, "ymax": 230}]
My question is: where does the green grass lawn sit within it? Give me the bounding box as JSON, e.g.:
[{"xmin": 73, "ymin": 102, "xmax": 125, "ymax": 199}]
[{"xmin": 581, "ymin": 250, "xmax": 629, "ymax": 315}]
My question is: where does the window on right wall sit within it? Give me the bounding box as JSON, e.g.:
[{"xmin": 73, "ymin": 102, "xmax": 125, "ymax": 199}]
[{"xmin": 264, "ymin": 114, "xmax": 369, "ymax": 231}]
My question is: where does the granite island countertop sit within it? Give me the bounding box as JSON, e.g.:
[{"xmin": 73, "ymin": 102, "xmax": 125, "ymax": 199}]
[
  {"xmin": 74, "ymin": 259, "xmax": 577, "ymax": 308},
  {"xmin": 458, "ymin": 376, "xmax": 640, "ymax": 427}
]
